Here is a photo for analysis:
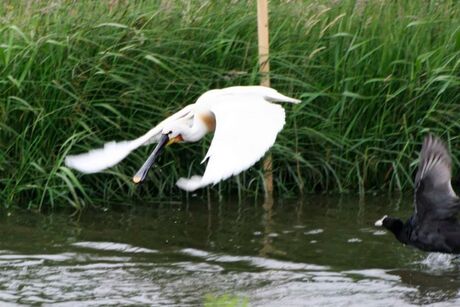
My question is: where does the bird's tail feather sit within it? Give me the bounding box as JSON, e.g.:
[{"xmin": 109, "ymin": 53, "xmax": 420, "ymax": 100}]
[{"xmin": 265, "ymin": 92, "xmax": 301, "ymax": 104}]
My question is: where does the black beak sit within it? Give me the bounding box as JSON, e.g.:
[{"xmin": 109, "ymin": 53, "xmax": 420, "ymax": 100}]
[{"xmin": 133, "ymin": 134, "xmax": 169, "ymax": 184}]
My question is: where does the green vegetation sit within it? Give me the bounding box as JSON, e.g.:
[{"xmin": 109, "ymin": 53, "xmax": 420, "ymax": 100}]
[
  {"xmin": 1, "ymin": 0, "xmax": 459, "ymax": 209},
  {"xmin": 204, "ymin": 294, "xmax": 249, "ymax": 307}
]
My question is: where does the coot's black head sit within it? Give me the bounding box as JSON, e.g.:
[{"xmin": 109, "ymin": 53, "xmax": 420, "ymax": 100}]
[{"xmin": 375, "ymin": 215, "xmax": 404, "ymax": 237}]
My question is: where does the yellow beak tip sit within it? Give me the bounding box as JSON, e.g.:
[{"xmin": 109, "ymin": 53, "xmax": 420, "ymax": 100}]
[{"xmin": 133, "ymin": 176, "xmax": 142, "ymax": 184}]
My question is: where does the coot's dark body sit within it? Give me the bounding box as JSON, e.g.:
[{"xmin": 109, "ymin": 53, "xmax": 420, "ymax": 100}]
[{"xmin": 375, "ymin": 135, "xmax": 460, "ymax": 254}]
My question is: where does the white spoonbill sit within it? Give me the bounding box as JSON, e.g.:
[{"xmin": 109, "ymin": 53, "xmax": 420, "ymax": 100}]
[{"xmin": 65, "ymin": 86, "xmax": 301, "ymax": 191}]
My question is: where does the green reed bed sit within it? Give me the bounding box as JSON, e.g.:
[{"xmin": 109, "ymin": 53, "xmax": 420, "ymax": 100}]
[{"xmin": 0, "ymin": 0, "xmax": 459, "ymax": 209}]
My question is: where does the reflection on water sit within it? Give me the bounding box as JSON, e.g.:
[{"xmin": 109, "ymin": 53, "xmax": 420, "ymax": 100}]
[{"xmin": 1, "ymin": 196, "xmax": 460, "ymax": 306}]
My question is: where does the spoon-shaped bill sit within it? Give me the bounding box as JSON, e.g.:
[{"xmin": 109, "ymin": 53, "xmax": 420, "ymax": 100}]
[{"xmin": 133, "ymin": 134, "xmax": 169, "ymax": 184}]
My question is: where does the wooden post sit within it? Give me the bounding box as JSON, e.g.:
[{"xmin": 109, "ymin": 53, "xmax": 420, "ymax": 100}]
[
  {"xmin": 257, "ymin": 0, "xmax": 273, "ymax": 199},
  {"xmin": 257, "ymin": 0, "xmax": 270, "ymax": 85}
]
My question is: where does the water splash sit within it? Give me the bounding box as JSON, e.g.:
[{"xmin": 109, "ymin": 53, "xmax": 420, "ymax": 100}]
[
  {"xmin": 71, "ymin": 241, "xmax": 158, "ymax": 254},
  {"xmin": 303, "ymin": 229, "xmax": 324, "ymax": 235},
  {"xmin": 415, "ymin": 253, "xmax": 460, "ymax": 271}
]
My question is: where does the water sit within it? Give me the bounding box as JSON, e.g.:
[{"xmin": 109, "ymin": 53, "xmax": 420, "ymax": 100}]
[{"xmin": 1, "ymin": 196, "xmax": 460, "ymax": 306}]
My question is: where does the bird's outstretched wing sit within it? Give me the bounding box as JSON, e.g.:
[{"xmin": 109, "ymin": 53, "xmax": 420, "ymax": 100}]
[
  {"xmin": 414, "ymin": 134, "xmax": 460, "ymax": 221},
  {"xmin": 176, "ymin": 96, "xmax": 285, "ymax": 191},
  {"xmin": 196, "ymin": 86, "xmax": 301, "ymax": 105},
  {"xmin": 65, "ymin": 104, "xmax": 194, "ymax": 173}
]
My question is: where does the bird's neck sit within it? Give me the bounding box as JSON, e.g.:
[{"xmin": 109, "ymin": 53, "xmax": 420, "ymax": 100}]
[
  {"xmin": 395, "ymin": 219, "xmax": 413, "ymax": 244},
  {"xmin": 198, "ymin": 112, "xmax": 216, "ymax": 132},
  {"xmin": 181, "ymin": 110, "xmax": 215, "ymax": 143}
]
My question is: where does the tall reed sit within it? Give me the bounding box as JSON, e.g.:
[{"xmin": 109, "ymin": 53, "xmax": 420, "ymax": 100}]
[{"xmin": 1, "ymin": 0, "xmax": 459, "ymax": 209}]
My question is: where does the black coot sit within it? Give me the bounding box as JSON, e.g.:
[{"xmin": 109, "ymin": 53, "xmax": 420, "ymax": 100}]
[{"xmin": 375, "ymin": 134, "xmax": 460, "ymax": 253}]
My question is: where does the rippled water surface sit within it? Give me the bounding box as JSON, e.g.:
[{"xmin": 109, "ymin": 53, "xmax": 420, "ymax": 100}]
[{"xmin": 2, "ymin": 196, "xmax": 460, "ymax": 306}]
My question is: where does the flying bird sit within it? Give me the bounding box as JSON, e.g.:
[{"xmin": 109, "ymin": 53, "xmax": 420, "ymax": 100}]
[
  {"xmin": 65, "ymin": 86, "xmax": 301, "ymax": 191},
  {"xmin": 375, "ymin": 134, "xmax": 460, "ymax": 253}
]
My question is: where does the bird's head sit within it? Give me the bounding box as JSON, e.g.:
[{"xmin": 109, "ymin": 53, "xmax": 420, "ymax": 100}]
[
  {"xmin": 375, "ymin": 215, "xmax": 404, "ymax": 237},
  {"xmin": 166, "ymin": 133, "xmax": 184, "ymax": 146},
  {"xmin": 133, "ymin": 113, "xmax": 212, "ymax": 184},
  {"xmin": 161, "ymin": 120, "xmax": 189, "ymax": 145}
]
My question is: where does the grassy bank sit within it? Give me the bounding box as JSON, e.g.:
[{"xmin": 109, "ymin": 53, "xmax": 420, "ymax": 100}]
[{"xmin": 1, "ymin": 0, "xmax": 459, "ymax": 209}]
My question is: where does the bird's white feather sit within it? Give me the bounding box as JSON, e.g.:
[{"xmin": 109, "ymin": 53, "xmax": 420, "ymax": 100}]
[
  {"xmin": 176, "ymin": 95, "xmax": 286, "ymax": 191},
  {"xmin": 65, "ymin": 104, "xmax": 194, "ymax": 173},
  {"xmin": 196, "ymin": 86, "xmax": 301, "ymax": 106},
  {"xmin": 65, "ymin": 85, "xmax": 300, "ymax": 191},
  {"xmin": 65, "ymin": 140, "xmax": 141, "ymax": 173}
]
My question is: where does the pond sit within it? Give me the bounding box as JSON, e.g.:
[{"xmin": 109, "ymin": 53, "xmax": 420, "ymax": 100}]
[{"xmin": 1, "ymin": 196, "xmax": 460, "ymax": 306}]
